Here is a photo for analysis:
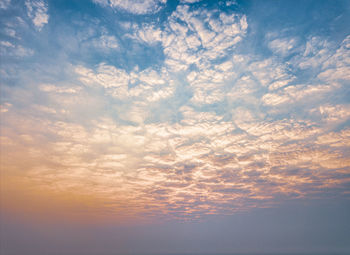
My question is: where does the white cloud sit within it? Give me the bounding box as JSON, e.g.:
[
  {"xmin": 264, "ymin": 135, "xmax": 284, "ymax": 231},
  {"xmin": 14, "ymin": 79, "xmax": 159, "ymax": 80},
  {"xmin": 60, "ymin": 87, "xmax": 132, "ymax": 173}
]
[
  {"xmin": 318, "ymin": 66, "xmax": 350, "ymax": 82},
  {"xmin": 268, "ymin": 37, "xmax": 298, "ymax": 56},
  {"xmin": 317, "ymin": 104, "xmax": 350, "ymax": 123},
  {"xmin": 0, "ymin": 41, "xmax": 14, "ymax": 47},
  {"xmin": 249, "ymin": 58, "xmax": 294, "ymax": 89},
  {"xmin": 180, "ymin": 0, "xmax": 201, "ymax": 3},
  {"xmin": 95, "ymin": 35, "xmax": 119, "ymax": 49},
  {"xmin": 76, "ymin": 63, "xmax": 175, "ymax": 104},
  {"xmin": 136, "ymin": 25, "xmax": 162, "ymax": 45},
  {"xmin": 123, "ymin": 4, "xmax": 248, "ymax": 106},
  {"xmin": 25, "ymin": 0, "xmax": 49, "ymax": 31},
  {"xmin": 15, "ymin": 45, "xmax": 34, "ymax": 56},
  {"xmin": 89, "ymin": 63, "xmax": 129, "ymax": 88},
  {"xmin": 317, "ymin": 36, "xmax": 350, "ymax": 83},
  {"xmin": 191, "ymin": 87, "xmax": 225, "ymax": 105},
  {"xmin": 262, "ymin": 83, "xmax": 333, "ymax": 106},
  {"xmin": 39, "ymin": 84, "xmax": 81, "ymax": 94},
  {"xmin": 93, "ymin": 0, "xmax": 166, "ymax": 15},
  {"xmin": 316, "ymin": 129, "xmax": 350, "ymax": 147},
  {"xmin": 262, "ymin": 92, "xmax": 291, "ymax": 106},
  {"xmin": 0, "ymin": 0, "xmax": 11, "ymax": 9},
  {"xmin": 0, "ymin": 43, "xmax": 34, "ymax": 57},
  {"xmin": 296, "ymin": 36, "xmax": 350, "ymax": 74},
  {"xmin": 4, "ymin": 28, "xmax": 18, "ymax": 38},
  {"xmin": 159, "ymin": 4, "xmax": 247, "ymax": 72}
]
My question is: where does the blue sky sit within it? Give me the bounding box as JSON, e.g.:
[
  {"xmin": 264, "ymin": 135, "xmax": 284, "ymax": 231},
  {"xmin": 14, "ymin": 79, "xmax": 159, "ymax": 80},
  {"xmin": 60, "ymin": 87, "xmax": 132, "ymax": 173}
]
[{"xmin": 1, "ymin": 0, "xmax": 350, "ymax": 254}]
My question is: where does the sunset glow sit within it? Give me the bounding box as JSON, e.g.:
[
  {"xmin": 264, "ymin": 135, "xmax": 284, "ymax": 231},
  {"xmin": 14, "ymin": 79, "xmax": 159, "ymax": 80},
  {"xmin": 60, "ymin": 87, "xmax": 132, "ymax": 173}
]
[{"xmin": 1, "ymin": 0, "xmax": 350, "ymax": 254}]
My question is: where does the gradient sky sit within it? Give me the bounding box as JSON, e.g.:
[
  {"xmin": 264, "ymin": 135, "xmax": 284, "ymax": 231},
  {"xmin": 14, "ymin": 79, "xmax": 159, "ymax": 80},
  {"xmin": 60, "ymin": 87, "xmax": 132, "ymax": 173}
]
[{"xmin": 1, "ymin": 0, "xmax": 350, "ymax": 254}]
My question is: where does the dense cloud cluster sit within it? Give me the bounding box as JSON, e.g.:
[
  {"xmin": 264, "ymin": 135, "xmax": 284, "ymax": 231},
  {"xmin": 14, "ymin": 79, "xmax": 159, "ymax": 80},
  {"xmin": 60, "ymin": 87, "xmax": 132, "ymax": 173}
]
[{"xmin": 1, "ymin": 0, "xmax": 349, "ymax": 220}]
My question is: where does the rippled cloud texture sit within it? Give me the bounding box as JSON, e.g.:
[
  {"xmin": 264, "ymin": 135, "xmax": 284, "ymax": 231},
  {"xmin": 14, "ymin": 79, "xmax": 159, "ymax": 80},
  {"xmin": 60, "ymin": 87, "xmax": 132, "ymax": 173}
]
[{"xmin": 1, "ymin": 0, "xmax": 350, "ymax": 225}]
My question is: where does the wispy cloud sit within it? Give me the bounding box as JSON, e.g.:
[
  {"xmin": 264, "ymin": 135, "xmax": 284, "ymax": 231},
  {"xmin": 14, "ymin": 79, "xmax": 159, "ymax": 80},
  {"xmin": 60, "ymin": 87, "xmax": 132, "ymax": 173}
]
[
  {"xmin": 93, "ymin": 0, "xmax": 167, "ymax": 15},
  {"xmin": 25, "ymin": 0, "xmax": 48, "ymax": 31},
  {"xmin": 0, "ymin": 0, "xmax": 11, "ymax": 9},
  {"xmin": 0, "ymin": 42, "xmax": 34, "ymax": 57}
]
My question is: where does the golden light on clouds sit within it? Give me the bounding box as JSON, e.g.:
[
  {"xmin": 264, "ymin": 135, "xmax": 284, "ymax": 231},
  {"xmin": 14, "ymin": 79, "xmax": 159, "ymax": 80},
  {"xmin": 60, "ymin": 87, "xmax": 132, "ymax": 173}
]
[
  {"xmin": 2, "ymin": 105, "xmax": 350, "ymax": 222},
  {"xmin": 1, "ymin": 0, "xmax": 349, "ymax": 225}
]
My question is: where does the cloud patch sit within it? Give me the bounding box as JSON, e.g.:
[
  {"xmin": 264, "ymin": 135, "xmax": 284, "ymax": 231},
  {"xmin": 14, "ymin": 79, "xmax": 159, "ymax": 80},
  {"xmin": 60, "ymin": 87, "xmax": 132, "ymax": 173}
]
[
  {"xmin": 25, "ymin": 0, "xmax": 49, "ymax": 30},
  {"xmin": 93, "ymin": 0, "xmax": 167, "ymax": 15}
]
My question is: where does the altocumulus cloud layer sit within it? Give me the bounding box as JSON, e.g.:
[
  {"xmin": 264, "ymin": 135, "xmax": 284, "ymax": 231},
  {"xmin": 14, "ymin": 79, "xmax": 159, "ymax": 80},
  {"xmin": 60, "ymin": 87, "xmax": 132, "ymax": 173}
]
[{"xmin": 0, "ymin": 0, "xmax": 350, "ymax": 220}]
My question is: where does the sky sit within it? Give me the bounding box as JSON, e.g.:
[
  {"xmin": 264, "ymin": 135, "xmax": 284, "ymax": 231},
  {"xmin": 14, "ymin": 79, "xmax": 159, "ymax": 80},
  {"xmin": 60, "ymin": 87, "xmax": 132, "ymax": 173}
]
[{"xmin": 0, "ymin": 0, "xmax": 350, "ymax": 254}]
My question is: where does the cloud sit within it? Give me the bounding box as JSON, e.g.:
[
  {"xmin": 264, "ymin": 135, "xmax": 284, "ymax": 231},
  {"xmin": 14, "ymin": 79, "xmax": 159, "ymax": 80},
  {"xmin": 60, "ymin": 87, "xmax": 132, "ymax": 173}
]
[
  {"xmin": 3, "ymin": 28, "xmax": 18, "ymax": 38},
  {"xmin": 131, "ymin": 24, "xmax": 162, "ymax": 45},
  {"xmin": 268, "ymin": 37, "xmax": 298, "ymax": 56},
  {"xmin": 259, "ymin": 36, "xmax": 349, "ymax": 115},
  {"xmin": 262, "ymin": 83, "xmax": 336, "ymax": 107},
  {"xmin": 0, "ymin": 41, "xmax": 14, "ymax": 47},
  {"xmin": 25, "ymin": 0, "xmax": 49, "ymax": 31},
  {"xmin": 0, "ymin": 0, "xmax": 11, "ymax": 9},
  {"xmin": 93, "ymin": 0, "xmax": 167, "ymax": 15},
  {"xmin": 161, "ymin": 5, "xmax": 247, "ymax": 72},
  {"xmin": 3, "ymin": 87, "xmax": 349, "ymax": 219},
  {"xmin": 94, "ymin": 35, "xmax": 119, "ymax": 50},
  {"xmin": 75, "ymin": 63, "xmax": 174, "ymax": 105},
  {"xmin": 76, "ymin": 63, "xmax": 129, "ymax": 89},
  {"xmin": 296, "ymin": 36, "xmax": 350, "ymax": 80},
  {"xmin": 125, "ymin": 3, "xmax": 247, "ymax": 79},
  {"xmin": 181, "ymin": 0, "xmax": 202, "ymax": 3},
  {"xmin": 39, "ymin": 84, "xmax": 81, "ymax": 94},
  {"xmin": 1, "ymin": 1, "xmax": 350, "ymax": 221},
  {"xmin": 0, "ymin": 102, "xmax": 12, "ymax": 113},
  {"xmin": 124, "ymin": 4, "xmax": 247, "ymax": 105},
  {"xmin": 0, "ymin": 42, "xmax": 34, "ymax": 57},
  {"xmin": 317, "ymin": 104, "xmax": 350, "ymax": 123},
  {"xmin": 316, "ymin": 129, "xmax": 350, "ymax": 147}
]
